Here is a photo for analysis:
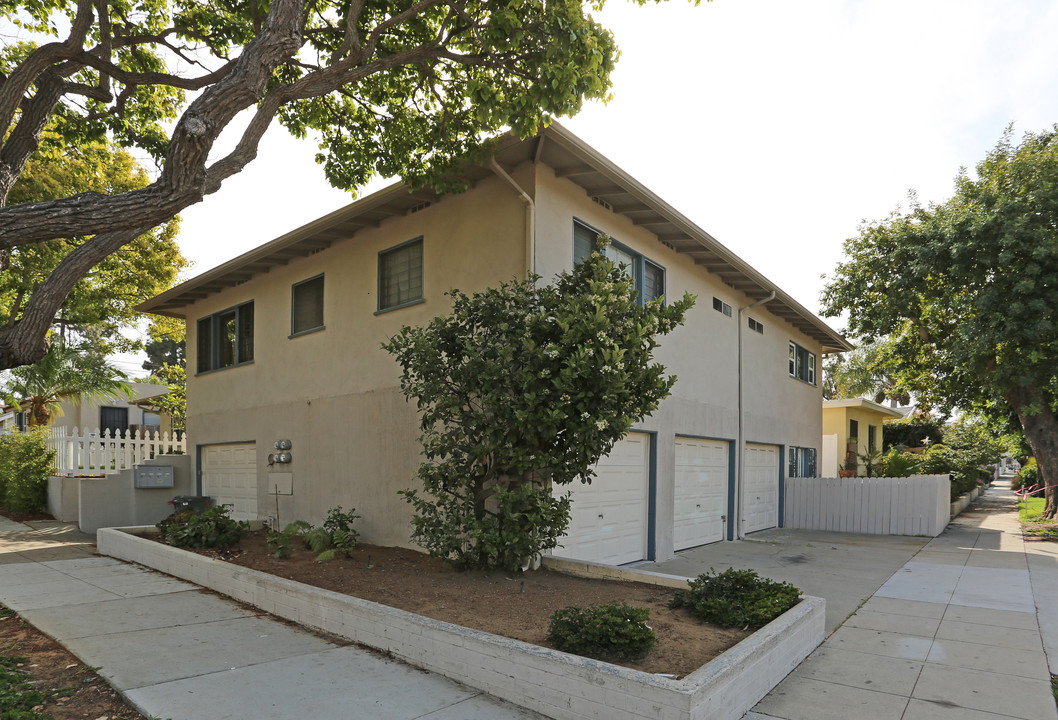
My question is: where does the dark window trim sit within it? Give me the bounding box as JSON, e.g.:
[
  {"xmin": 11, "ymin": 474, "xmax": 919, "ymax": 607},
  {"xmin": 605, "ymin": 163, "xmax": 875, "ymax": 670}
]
[
  {"xmin": 748, "ymin": 317, "xmax": 764, "ymax": 334},
  {"xmin": 195, "ymin": 300, "xmax": 254, "ymax": 375},
  {"xmin": 377, "ymin": 236, "xmax": 424, "ymax": 312},
  {"xmin": 572, "ymin": 218, "xmax": 666, "ymax": 305},
  {"xmin": 290, "ymin": 273, "xmax": 325, "ymax": 337},
  {"xmin": 713, "ymin": 297, "xmax": 733, "ymax": 317}
]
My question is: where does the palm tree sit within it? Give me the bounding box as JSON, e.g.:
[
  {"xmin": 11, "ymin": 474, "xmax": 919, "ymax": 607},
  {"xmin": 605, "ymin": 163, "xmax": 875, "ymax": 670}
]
[{"xmin": 4, "ymin": 340, "xmax": 132, "ymax": 426}]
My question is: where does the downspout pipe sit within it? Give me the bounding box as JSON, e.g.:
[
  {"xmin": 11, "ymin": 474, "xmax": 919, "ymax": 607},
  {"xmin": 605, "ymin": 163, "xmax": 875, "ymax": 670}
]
[
  {"xmin": 736, "ymin": 290, "xmax": 776, "ymax": 540},
  {"xmin": 489, "ymin": 158, "xmax": 536, "ymax": 277}
]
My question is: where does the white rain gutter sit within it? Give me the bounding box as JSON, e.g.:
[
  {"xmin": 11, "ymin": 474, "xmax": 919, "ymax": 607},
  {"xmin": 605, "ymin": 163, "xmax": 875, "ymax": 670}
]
[
  {"xmin": 489, "ymin": 158, "xmax": 536, "ymax": 276},
  {"xmin": 736, "ymin": 290, "xmax": 776, "ymax": 540}
]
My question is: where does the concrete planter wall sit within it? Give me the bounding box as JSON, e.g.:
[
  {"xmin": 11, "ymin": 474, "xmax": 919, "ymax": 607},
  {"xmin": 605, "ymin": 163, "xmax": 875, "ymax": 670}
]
[
  {"xmin": 98, "ymin": 527, "xmax": 824, "ymax": 720},
  {"xmin": 950, "ymin": 486, "xmax": 982, "ymax": 519}
]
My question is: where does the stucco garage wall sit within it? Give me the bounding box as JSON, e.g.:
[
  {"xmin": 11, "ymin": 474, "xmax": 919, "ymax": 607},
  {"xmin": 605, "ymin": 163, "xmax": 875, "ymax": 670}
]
[{"xmin": 533, "ymin": 165, "xmax": 824, "ymax": 559}]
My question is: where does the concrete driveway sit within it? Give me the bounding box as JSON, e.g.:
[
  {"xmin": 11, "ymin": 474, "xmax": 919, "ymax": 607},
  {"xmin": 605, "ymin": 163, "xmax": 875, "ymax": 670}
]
[{"xmin": 643, "ymin": 527, "xmax": 931, "ymax": 634}]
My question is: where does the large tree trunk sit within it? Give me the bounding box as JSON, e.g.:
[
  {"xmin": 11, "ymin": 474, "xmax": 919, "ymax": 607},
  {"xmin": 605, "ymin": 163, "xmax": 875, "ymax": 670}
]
[{"xmin": 1005, "ymin": 385, "xmax": 1058, "ymax": 518}]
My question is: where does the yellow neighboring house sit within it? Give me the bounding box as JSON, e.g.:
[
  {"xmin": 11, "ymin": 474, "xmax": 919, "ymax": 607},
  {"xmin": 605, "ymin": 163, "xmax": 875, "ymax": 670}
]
[{"xmin": 822, "ymin": 398, "xmax": 905, "ymax": 476}]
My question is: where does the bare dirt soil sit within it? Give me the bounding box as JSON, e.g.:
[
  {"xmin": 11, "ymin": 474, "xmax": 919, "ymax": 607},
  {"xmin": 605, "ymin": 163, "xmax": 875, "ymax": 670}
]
[
  {"xmin": 0, "ymin": 608, "xmax": 148, "ymax": 720},
  {"xmin": 192, "ymin": 531, "xmax": 751, "ymax": 678}
]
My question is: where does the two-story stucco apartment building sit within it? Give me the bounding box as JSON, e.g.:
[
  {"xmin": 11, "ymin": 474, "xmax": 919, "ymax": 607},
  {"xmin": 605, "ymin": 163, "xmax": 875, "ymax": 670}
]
[{"xmin": 139, "ymin": 123, "xmax": 850, "ymax": 565}]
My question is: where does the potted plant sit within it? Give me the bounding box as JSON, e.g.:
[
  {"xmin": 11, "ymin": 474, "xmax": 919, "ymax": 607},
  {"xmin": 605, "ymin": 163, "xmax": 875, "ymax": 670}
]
[{"xmin": 838, "ymin": 453, "xmax": 858, "ymax": 478}]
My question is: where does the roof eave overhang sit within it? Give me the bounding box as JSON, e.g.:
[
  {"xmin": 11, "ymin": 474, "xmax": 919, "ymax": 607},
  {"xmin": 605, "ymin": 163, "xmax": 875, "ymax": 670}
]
[{"xmin": 139, "ymin": 123, "xmax": 851, "ymax": 352}]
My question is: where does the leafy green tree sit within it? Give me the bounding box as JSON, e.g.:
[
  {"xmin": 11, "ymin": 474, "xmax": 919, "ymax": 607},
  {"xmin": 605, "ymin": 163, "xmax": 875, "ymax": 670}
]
[
  {"xmin": 0, "ymin": 0, "xmax": 639, "ymax": 369},
  {"xmin": 823, "ymin": 127, "xmax": 1058, "ymax": 515},
  {"xmin": 822, "ymin": 337, "xmax": 910, "ymax": 405},
  {"xmin": 143, "ymin": 317, "xmax": 186, "ymax": 373},
  {"xmin": 3, "ymin": 339, "xmax": 132, "ymax": 426},
  {"xmin": 2, "ymin": 134, "xmax": 185, "ymax": 355},
  {"xmin": 919, "ymin": 418, "xmax": 1005, "ymax": 500},
  {"xmin": 147, "ymin": 363, "xmax": 186, "ymax": 433},
  {"xmin": 384, "ymin": 245, "xmax": 694, "ymax": 571}
]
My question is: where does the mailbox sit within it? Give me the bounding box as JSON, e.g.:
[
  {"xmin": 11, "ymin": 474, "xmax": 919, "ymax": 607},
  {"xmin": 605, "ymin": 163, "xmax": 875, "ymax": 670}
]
[{"xmin": 134, "ymin": 465, "xmax": 175, "ymax": 489}]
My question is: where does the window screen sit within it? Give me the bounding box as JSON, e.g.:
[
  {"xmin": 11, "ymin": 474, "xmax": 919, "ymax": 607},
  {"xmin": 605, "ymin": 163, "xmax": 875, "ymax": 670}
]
[
  {"xmin": 292, "ymin": 275, "xmax": 324, "ymax": 335},
  {"xmin": 379, "ymin": 238, "xmax": 423, "ymax": 311}
]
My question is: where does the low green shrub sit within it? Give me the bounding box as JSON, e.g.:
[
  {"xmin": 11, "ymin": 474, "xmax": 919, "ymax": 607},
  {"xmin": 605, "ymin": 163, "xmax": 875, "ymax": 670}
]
[
  {"xmin": 268, "ymin": 506, "xmax": 361, "ymax": 562},
  {"xmin": 158, "ymin": 506, "xmax": 248, "ymax": 549},
  {"xmin": 547, "ymin": 602, "xmax": 656, "ymax": 661},
  {"xmin": 670, "ymin": 568, "xmax": 801, "ymax": 629},
  {"xmin": 1018, "ymin": 461, "xmax": 1041, "ymax": 496},
  {"xmin": 881, "ymin": 449, "xmax": 920, "ymax": 478},
  {"xmin": 0, "ymin": 430, "xmax": 55, "ymax": 515}
]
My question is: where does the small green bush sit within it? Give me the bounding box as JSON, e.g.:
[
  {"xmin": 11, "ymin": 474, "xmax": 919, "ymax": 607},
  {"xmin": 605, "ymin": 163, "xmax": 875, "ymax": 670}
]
[
  {"xmin": 670, "ymin": 568, "xmax": 801, "ymax": 629},
  {"xmin": 267, "ymin": 520, "xmax": 311, "ymax": 558},
  {"xmin": 547, "ymin": 602, "xmax": 656, "ymax": 661},
  {"xmin": 1018, "ymin": 460, "xmax": 1040, "ymax": 496},
  {"xmin": 268, "ymin": 507, "xmax": 361, "ymax": 562},
  {"xmin": 158, "ymin": 506, "xmax": 248, "ymax": 549},
  {"xmin": 881, "ymin": 449, "xmax": 920, "ymax": 478},
  {"xmin": 0, "ymin": 430, "xmax": 55, "ymax": 515}
]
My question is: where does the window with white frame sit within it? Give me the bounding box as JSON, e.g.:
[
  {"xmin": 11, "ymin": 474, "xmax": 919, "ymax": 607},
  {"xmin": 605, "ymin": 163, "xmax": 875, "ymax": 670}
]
[
  {"xmin": 573, "ymin": 221, "xmax": 664, "ymax": 304},
  {"xmin": 789, "ymin": 447, "xmax": 817, "ymax": 478},
  {"xmin": 712, "ymin": 297, "xmax": 732, "ymax": 317},
  {"xmin": 378, "ymin": 237, "xmax": 424, "ymax": 311},
  {"xmin": 788, "ymin": 341, "xmax": 816, "ymax": 385}
]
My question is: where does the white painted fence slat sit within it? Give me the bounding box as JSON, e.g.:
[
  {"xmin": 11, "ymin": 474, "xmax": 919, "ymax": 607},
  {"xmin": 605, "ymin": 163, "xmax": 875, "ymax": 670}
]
[
  {"xmin": 783, "ymin": 475, "xmax": 951, "ymax": 537},
  {"xmin": 46, "ymin": 425, "xmax": 186, "ymax": 474}
]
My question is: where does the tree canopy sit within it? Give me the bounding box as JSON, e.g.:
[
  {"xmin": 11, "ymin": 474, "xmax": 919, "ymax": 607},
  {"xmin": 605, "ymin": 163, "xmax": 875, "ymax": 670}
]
[
  {"xmin": 2, "ymin": 133, "xmax": 185, "ymax": 354},
  {"xmin": 0, "ymin": 0, "xmax": 646, "ymax": 369},
  {"xmin": 823, "ymin": 126, "xmax": 1058, "ymax": 515}
]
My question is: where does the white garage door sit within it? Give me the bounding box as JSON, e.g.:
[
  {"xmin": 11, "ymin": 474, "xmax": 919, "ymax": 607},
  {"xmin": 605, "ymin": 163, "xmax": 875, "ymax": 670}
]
[
  {"xmin": 554, "ymin": 432, "xmax": 650, "ymax": 565},
  {"xmin": 743, "ymin": 443, "xmax": 779, "ymax": 534},
  {"xmin": 674, "ymin": 437, "xmax": 729, "ymax": 550},
  {"xmin": 201, "ymin": 443, "xmax": 258, "ymax": 521}
]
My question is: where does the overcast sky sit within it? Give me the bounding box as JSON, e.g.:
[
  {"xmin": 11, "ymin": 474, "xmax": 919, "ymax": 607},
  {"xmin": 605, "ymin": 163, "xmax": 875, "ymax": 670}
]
[{"xmin": 117, "ymin": 0, "xmax": 1058, "ymax": 373}]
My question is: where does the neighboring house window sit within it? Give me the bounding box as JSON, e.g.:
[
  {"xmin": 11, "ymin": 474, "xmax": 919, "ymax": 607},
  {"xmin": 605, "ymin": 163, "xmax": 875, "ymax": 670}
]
[
  {"xmin": 868, "ymin": 425, "xmax": 877, "ymax": 452},
  {"xmin": 573, "ymin": 221, "xmax": 665, "ymax": 304},
  {"xmin": 849, "ymin": 419, "xmax": 859, "ymax": 441},
  {"xmin": 712, "ymin": 297, "xmax": 733, "ymax": 317},
  {"xmin": 100, "ymin": 407, "xmax": 128, "ymax": 436},
  {"xmin": 197, "ymin": 301, "xmax": 254, "ymax": 373},
  {"xmin": 748, "ymin": 317, "xmax": 764, "ymax": 334},
  {"xmin": 291, "ymin": 274, "xmax": 325, "ymax": 336},
  {"xmin": 142, "ymin": 412, "xmax": 162, "ymax": 427},
  {"xmin": 788, "ymin": 341, "xmax": 816, "ymax": 384},
  {"xmin": 789, "ymin": 447, "xmax": 817, "ymax": 478},
  {"xmin": 378, "ymin": 237, "xmax": 424, "ymax": 311}
]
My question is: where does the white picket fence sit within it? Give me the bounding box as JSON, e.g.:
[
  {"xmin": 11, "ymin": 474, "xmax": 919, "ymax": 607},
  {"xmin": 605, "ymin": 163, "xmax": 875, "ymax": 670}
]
[
  {"xmin": 784, "ymin": 474, "xmax": 951, "ymax": 537},
  {"xmin": 47, "ymin": 426, "xmax": 186, "ymax": 475}
]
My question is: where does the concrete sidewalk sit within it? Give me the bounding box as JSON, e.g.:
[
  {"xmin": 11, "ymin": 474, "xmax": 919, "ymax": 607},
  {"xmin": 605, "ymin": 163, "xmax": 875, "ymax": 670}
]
[
  {"xmin": 747, "ymin": 478, "xmax": 1058, "ymax": 720},
  {"xmin": 0, "ymin": 517, "xmax": 541, "ymax": 720}
]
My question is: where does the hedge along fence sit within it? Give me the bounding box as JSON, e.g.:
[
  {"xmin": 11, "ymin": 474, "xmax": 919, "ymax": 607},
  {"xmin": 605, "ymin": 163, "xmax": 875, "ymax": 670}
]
[
  {"xmin": 783, "ymin": 475, "xmax": 950, "ymax": 537},
  {"xmin": 0, "ymin": 430, "xmax": 57, "ymax": 514}
]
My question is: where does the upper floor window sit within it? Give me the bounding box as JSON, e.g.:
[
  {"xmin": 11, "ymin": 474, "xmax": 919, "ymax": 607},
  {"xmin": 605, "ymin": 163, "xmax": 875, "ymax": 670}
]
[
  {"xmin": 712, "ymin": 297, "xmax": 732, "ymax": 317},
  {"xmin": 789, "ymin": 446, "xmax": 817, "ymax": 478},
  {"xmin": 378, "ymin": 237, "xmax": 424, "ymax": 312},
  {"xmin": 788, "ymin": 341, "xmax": 816, "ymax": 385},
  {"xmin": 748, "ymin": 317, "xmax": 764, "ymax": 334},
  {"xmin": 573, "ymin": 221, "xmax": 665, "ymax": 304},
  {"xmin": 197, "ymin": 301, "xmax": 254, "ymax": 373},
  {"xmin": 291, "ymin": 274, "xmax": 324, "ymax": 336}
]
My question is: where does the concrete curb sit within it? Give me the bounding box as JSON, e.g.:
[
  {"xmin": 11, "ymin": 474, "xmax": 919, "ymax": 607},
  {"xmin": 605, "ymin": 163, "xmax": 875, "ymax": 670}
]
[{"xmin": 98, "ymin": 527, "xmax": 824, "ymax": 720}]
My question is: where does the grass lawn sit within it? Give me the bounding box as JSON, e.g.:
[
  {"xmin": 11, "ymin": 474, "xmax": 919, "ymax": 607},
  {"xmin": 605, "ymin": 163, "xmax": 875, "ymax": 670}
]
[{"xmin": 1019, "ymin": 496, "xmax": 1058, "ymax": 540}]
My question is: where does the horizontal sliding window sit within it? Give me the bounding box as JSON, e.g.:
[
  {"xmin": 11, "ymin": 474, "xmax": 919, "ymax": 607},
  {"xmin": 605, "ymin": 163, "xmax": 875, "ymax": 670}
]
[{"xmin": 573, "ymin": 220, "xmax": 665, "ymax": 304}]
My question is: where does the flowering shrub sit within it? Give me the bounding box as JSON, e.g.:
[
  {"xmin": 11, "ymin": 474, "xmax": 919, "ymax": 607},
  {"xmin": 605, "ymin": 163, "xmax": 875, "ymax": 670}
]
[{"xmin": 384, "ymin": 241, "xmax": 694, "ymax": 571}]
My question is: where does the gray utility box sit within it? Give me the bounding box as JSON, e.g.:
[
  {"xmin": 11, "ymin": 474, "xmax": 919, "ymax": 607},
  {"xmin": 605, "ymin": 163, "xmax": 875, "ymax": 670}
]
[{"xmin": 134, "ymin": 465, "xmax": 175, "ymax": 489}]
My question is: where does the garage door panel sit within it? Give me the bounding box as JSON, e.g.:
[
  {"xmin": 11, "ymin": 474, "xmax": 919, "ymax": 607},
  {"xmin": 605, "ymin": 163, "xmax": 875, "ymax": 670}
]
[
  {"xmin": 743, "ymin": 443, "xmax": 779, "ymax": 534},
  {"xmin": 201, "ymin": 443, "xmax": 258, "ymax": 522},
  {"xmin": 674, "ymin": 437, "xmax": 729, "ymax": 550},
  {"xmin": 555, "ymin": 433, "xmax": 649, "ymax": 565}
]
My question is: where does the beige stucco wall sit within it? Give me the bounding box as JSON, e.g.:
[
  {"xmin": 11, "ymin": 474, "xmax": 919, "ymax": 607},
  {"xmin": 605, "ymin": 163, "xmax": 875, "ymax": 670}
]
[
  {"xmin": 181, "ymin": 161, "xmax": 829, "ymax": 560},
  {"xmin": 185, "ymin": 173, "xmax": 527, "ymax": 545}
]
